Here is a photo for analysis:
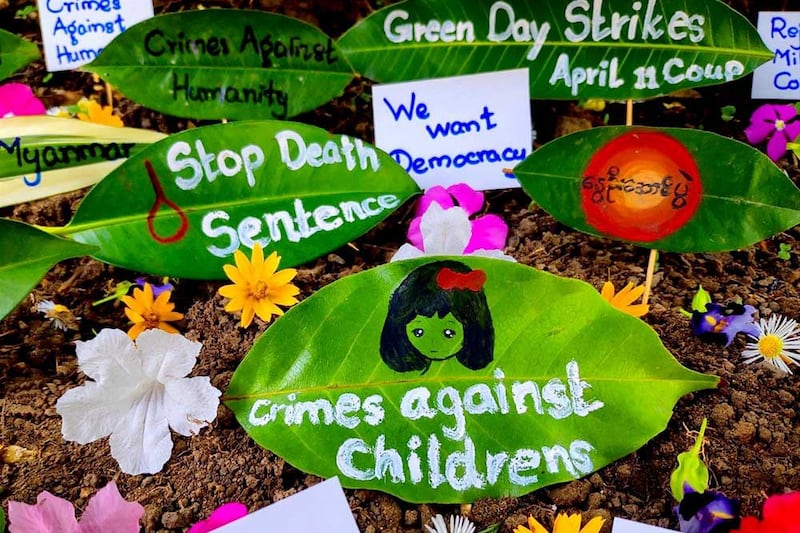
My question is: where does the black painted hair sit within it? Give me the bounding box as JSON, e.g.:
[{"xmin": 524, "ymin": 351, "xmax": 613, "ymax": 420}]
[{"xmin": 379, "ymin": 260, "xmax": 494, "ymax": 373}]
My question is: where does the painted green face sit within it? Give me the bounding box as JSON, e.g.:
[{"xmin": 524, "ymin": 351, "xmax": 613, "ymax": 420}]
[{"xmin": 405, "ymin": 312, "xmax": 464, "ymax": 360}]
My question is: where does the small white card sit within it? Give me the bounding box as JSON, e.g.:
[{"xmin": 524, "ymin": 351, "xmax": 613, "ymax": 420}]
[
  {"xmin": 37, "ymin": 0, "xmax": 154, "ymax": 71},
  {"xmin": 612, "ymin": 518, "xmax": 676, "ymax": 533},
  {"xmin": 373, "ymin": 69, "xmax": 532, "ymax": 191},
  {"xmin": 752, "ymin": 11, "xmax": 800, "ymax": 99},
  {"xmin": 216, "ymin": 477, "xmax": 359, "ymax": 532}
]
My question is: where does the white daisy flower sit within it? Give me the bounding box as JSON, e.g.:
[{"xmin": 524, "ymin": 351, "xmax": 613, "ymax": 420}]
[
  {"xmin": 742, "ymin": 314, "xmax": 800, "ymax": 374},
  {"xmin": 425, "ymin": 514, "xmax": 476, "ymax": 533},
  {"xmin": 36, "ymin": 300, "xmax": 79, "ymax": 331}
]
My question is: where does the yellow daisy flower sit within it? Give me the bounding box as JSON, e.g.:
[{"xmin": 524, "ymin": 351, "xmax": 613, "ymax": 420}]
[
  {"xmin": 121, "ymin": 283, "xmax": 183, "ymax": 339},
  {"xmin": 218, "ymin": 244, "xmax": 300, "ymax": 328},
  {"xmin": 600, "ymin": 280, "xmax": 650, "ymax": 317},
  {"xmin": 77, "ymin": 98, "xmax": 123, "ymax": 127},
  {"xmin": 515, "ymin": 513, "xmax": 605, "ymax": 533}
]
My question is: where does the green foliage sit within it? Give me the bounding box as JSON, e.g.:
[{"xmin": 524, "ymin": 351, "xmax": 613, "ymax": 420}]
[
  {"xmin": 226, "ymin": 257, "xmax": 717, "ymax": 503},
  {"xmin": 0, "ymin": 219, "xmax": 96, "ymax": 321},
  {"xmin": 338, "ymin": 0, "xmax": 771, "ymax": 100},
  {"xmin": 85, "ymin": 10, "xmax": 355, "ymax": 120},
  {"xmin": 691, "ymin": 286, "xmax": 712, "ymax": 313},
  {"xmin": 720, "ymin": 105, "xmax": 736, "ymax": 122},
  {"xmin": 58, "ymin": 121, "xmax": 419, "ymax": 278},
  {"xmin": 515, "ymin": 126, "xmax": 800, "ymax": 252},
  {"xmin": 14, "ymin": 5, "xmax": 37, "ymax": 19},
  {"xmin": 0, "ymin": 29, "xmax": 39, "ymax": 80},
  {"xmin": 778, "ymin": 243, "xmax": 792, "ymax": 260},
  {"xmin": 670, "ymin": 418, "xmax": 709, "ymax": 501}
]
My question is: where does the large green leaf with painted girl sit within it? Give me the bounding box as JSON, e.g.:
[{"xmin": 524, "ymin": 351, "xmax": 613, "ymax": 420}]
[{"xmin": 225, "ymin": 257, "xmax": 717, "ymax": 503}]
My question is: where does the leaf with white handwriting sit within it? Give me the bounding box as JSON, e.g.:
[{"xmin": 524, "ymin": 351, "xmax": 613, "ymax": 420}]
[
  {"xmin": 226, "ymin": 257, "xmax": 718, "ymax": 503},
  {"xmin": 55, "ymin": 121, "xmax": 419, "ymax": 279},
  {"xmin": 338, "ymin": 0, "xmax": 771, "ymax": 99}
]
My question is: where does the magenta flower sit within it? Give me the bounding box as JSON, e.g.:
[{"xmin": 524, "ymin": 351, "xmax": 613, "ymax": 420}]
[
  {"xmin": 744, "ymin": 104, "xmax": 800, "ymax": 162},
  {"xmin": 408, "ymin": 183, "xmax": 508, "ymax": 254},
  {"xmin": 0, "ymin": 83, "xmax": 46, "ymax": 119},
  {"xmin": 189, "ymin": 503, "xmax": 248, "ymax": 533},
  {"xmin": 8, "ymin": 482, "xmax": 143, "ymax": 533}
]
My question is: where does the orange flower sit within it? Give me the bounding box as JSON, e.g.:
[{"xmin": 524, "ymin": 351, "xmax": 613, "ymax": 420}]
[
  {"xmin": 600, "ymin": 280, "xmax": 650, "ymax": 317},
  {"xmin": 515, "ymin": 513, "xmax": 605, "ymax": 533},
  {"xmin": 121, "ymin": 283, "xmax": 183, "ymax": 339},
  {"xmin": 218, "ymin": 244, "xmax": 300, "ymax": 328},
  {"xmin": 77, "ymin": 99, "xmax": 123, "ymax": 127}
]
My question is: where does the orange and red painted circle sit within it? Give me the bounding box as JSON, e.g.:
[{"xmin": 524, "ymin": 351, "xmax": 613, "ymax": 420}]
[{"xmin": 580, "ymin": 130, "xmax": 702, "ymax": 242}]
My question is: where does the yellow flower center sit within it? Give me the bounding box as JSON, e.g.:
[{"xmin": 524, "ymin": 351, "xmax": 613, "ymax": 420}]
[
  {"xmin": 758, "ymin": 334, "xmax": 783, "ymax": 359},
  {"xmin": 143, "ymin": 311, "xmax": 161, "ymax": 328},
  {"xmin": 253, "ymin": 280, "xmax": 270, "ymax": 299},
  {"xmin": 775, "ymin": 119, "xmax": 786, "ymax": 131}
]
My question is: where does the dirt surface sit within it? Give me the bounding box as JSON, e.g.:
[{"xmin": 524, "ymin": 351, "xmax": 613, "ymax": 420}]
[{"xmin": 2, "ymin": 0, "xmax": 800, "ymax": 532}]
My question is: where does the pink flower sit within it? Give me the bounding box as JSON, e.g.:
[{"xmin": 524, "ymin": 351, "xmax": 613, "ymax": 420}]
[
  {"xmin": 744, "ymin": 104, "xmax": 800, "ymax": 162},
  {"xmin": 408, "ymin": 183, "xmax": 508, "ymax": 254},
  {"xmin": 0, "ymin": 83, "xmax": 46, "ymax": 118},
  {"xmin": 732, "ymin": 492, "xmax": 800, "ymax": 533},
  {"xmin": 189, "ymin": 503, "xmax": 248, "ymax": 533},
  {"xmin": 8, "ymin": 482, "xmax": 143, "ymax": 533}
]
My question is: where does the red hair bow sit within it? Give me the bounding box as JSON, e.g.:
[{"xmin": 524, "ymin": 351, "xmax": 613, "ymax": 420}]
[{"xmin": 436, "ymin": 268, "xmax": 486, "ymax": 292}]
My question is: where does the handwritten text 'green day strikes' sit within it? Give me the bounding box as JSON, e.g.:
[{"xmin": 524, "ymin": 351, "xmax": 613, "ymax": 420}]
[
  {"xmin": 384, "ymin": 0, "xmax": 745, "ymax": 96},
  {"xmin": 247, "ymin": 362, "xmax": 603, "ymax": 490},
  {"xmin": 165, "ymin": 129, "xmax": 399, "ymax": 257}
]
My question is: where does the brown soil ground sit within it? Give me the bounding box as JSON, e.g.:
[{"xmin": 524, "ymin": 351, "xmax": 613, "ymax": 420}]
[{"xmin": 1, "ymin": 0, "xmax": 799, "ymax": 532}]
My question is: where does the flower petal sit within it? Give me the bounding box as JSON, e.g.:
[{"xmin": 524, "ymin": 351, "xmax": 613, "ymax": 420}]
[
  {"xmin": 57, "ymin": 381, "xmax": 134, "ymax": 445},
  {"xmin": 108, "ymin": 388, "xmax": 173, "ymax": 475},
  {"xmin": 407, "ymin": 216, "xmax": 424, "ymax": 250},
  {"xmin": 766, "ymin": 129, "xmax": 790, "ymax": 161},
  {"xmin": 744, "ymin": 117, "xmax": 775, "ymax": 145},
  {"xmin": 8, "ymin": 491, "xmax": 79, "ymax": 533},
  {"xmin": 580, "ymin": 516, "xmax": 606, "ymax": 533},
  {"xmin": 75, "ymin": 329, "xmax": 141, "ymax": 384},
  {"xmin": 772, "ymin": 104, "xmax": 798, "ymax": 122},
  {"xmin": 600, "ymin": 281, "xmax": 615, "ymax": 301},
  {"xmin": 613, "ymin": 282, "xmax": 645, "ymax": 307},
  {"xmin": 164, "ymin": 376, "xmax": 221, "ymax": 436},
  {"xmin": 135, "ymin": 328, "xmax": 201, "ymax": 382},
  {"xmin": 420, "ymin": 204, "xmax": 471, "ymax": 255},
  {"xmin": 390, "ymin": 243, "xmax": 424, "ymax": 262},
  {"xmin": 415, "ymin": 186, "xmax": 454, "ymax": 216},
  {"xmin": 464, "ymin": 214, "xmax": 508, "ymax": 253},
  {"xmin": 78, "ymin": 482, "xmax": 144, "ymax": 533},
  {"xmin": 240, "ymin": 304, "xmax": 256, "ymax": 328},
  {"xmin": 188, "ymin": 503, "xmax": 248, "ymax": 533},
  {"xmin": 232, "ymin": 249, "xmax": 252, "ymax": 280},
  {"xmin": 447, "ymin": 183, "xmax": 484, "ymax": 216}
]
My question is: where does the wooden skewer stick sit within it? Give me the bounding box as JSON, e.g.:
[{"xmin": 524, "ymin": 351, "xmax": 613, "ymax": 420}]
[
  {"xmin": 627, "ymin": 98, "xmax": 659, "ymax": 306},
  {"xmin": 105, "ymin": 82, "xmax": 114, "ymax": 108}
]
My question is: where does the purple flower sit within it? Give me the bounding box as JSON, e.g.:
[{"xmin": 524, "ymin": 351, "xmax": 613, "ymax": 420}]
[
  {"xmin": 744, "ymin": 104, "xmax": 800, "ymax": 162},
  {"xmin": 408, "ymin": 183, "xmax": 508, "ymax": 254},
  {"xmin": 691, "ymin": 303, "xmax": 759, "ymax": 347},
  {"xmin": 675, "ymin": 486, "xmax": 739, "ymax": 533},
  {"xmin": 135, "ymin": 277, "xmax": 174, "ymax": 297}
]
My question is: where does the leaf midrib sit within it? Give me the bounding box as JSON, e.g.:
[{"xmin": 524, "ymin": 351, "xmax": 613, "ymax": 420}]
[{"xmin": 56, "ymin": 187, "xmax": 418, "ymax": 236}]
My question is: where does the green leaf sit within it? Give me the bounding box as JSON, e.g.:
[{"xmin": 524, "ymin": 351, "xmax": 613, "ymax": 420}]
[
  {"xmin": 0, "ymin": 506, "xmax": 4, "ymax": 532},
  {"xmin": 226, "ymin": 257, "xmax": 717, "ymax": 503},
  {"xmin": 338, "ymin": 0, "xmax": 771, "ymax": 100},
  {"xmin": 778, "ymin": 243, "xmax": 792, "ymax": 261},
  {"xmin": 85, "ymin": 10, "xmax": 354, "ymax": 120},
  {"xmin": 670, "ymin": 418, "xmax": 709, "ymax": 501},
  {"xmin": 720, "ymin": 105, "xmax": 736, "ymax": 122},
  {"xmin": 515, "ymin": 126, "xmax": 800, "ymax": 253},
  {"xmin": 57, "ymin": 121, "xmax": 419, "ymax": 279},
  {"xmin": 0, "ymin": 116, "xmax": 165, "ymax": 207},
  {"xmin": 0, "ymin": 219, "xmax": 96, "ymax": 321},
  {"xmin": 0, "ymin": 29, "xmax": 39, "ymax": 80},
  {"xmin": 691, "ymin": 285, "xmax": 711, "ymax": 313}
]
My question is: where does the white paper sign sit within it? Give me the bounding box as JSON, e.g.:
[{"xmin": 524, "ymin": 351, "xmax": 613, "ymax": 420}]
[
  {"xmin": 373, "ymin": 69, "xmax": 532, "ymax": 191},
  {"xmin": 612, "ymin": 518, "xmax": 676, "ymax": 533},
  {"xmin": 216, "ymin": 477, "xmax": 359, "ymax": 533},
  {"xmin": 37, "ymin": 0, "xmax": 154, "ymax": 72},
  {"xmin": 752, "ymin": 12, "xmax": 800, "ymax": 99}
]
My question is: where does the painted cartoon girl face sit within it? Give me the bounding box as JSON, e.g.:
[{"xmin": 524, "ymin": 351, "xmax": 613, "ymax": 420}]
[{"xmin": 405, "ymin": 312, "xmax": 464, "ymax": 360}]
